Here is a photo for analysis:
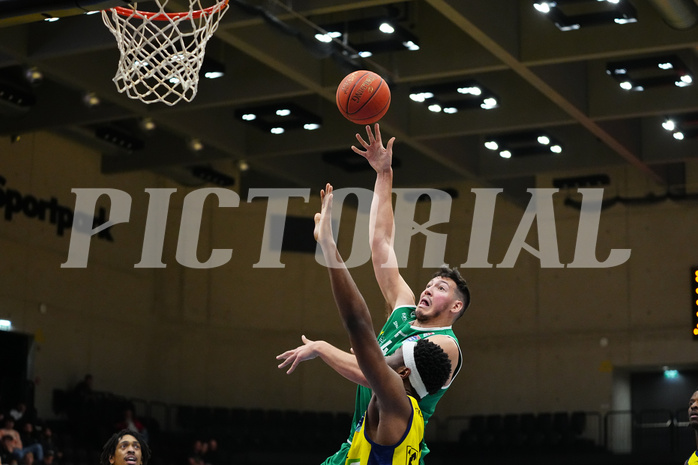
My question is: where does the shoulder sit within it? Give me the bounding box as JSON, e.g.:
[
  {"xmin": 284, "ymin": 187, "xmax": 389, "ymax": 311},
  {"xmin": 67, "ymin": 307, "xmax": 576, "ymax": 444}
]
[
  {"xmin": 423, "ymin": 334, "xmax": 462, "ymax": 385},
  {"xmin": 384, "ymin": 305, "xmax": 417, "ymax": 324},
  {"xmin": 391, "ymin": 304, "xmax": 417, "ymax": 315},
  {"xmin": 425, "ymin": 334, "xmax": 459, "ymax": 352}
]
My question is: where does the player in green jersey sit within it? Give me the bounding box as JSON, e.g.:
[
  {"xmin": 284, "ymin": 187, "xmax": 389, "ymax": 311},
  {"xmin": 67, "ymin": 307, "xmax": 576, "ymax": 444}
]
[{"xmin": 277, "ymin": 124, "xmax": 470, "ymax": 464}]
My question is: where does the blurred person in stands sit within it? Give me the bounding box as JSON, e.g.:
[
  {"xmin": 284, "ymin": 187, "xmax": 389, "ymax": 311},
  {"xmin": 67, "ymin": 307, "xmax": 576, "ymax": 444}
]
[
  {"xmin": 114, "ymin": 408, "xmax": 148, "ymax": 444},
  {"xmin": 39, "ymin": 449, "xmax": 56, "ymax": 465},
  {"xmin": 18, "ymin": 423, "xmax": 40, "ymax": 452},
  {"xmin": 0, "ymin": 418, "xmax": 43, "ymax": 465},
  {"xmin": 686, "ymin": 388, "xmax": 698, "ymax": 465},
  {"xmin": 1, "ymin": 434, "xmax": 19, "ymax": 465},
  {"xmin": 202, "ymin": 438, "xmax": 220, "ymax": 465},
  {"xmin": 8, "ymin": 404, "xmax": 26, "ymax": 425},
  {"xmin": 186, "ymin": 439, "xmax": 205, "ymax": 465},
  {"xmin": 70, "ymin": 374, "xmax": 98, "ymax": 446},
  {"xmin": 38, "ymin": 427, "xmax": 62, "ymax": 463}
]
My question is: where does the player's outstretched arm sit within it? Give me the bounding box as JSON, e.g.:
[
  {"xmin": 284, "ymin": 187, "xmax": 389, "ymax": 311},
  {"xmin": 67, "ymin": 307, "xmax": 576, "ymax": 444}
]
[
  {"xmin": 276, "ymin": 184, "xmax": 370, "ymax": 387},
  {"xmin": 275, "ymin": 335, "xmax": 368, "ymax": 387},
  {"xmin": 315, "ymin": 183, "xmax": 410, "ymax": 430},
  {"xmin": 352, "ymin": 124, "xmax": 414, "ymax": 310}
]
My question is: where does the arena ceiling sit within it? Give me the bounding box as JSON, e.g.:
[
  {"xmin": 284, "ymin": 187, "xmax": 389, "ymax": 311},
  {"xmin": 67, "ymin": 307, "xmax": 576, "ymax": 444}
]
[{"xmin": 1, "ymin": 0, "xmax": 698, "ymax": 202}]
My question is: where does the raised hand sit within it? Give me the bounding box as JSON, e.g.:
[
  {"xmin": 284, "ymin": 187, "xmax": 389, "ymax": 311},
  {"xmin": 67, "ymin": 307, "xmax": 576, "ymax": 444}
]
[
  {"xmin": 351, "ymin": 123, "xmax": 395, "ymax": 174},
  {"xmin": 276, "ymin": 335, "xmax": 320, "ymax": 374}
]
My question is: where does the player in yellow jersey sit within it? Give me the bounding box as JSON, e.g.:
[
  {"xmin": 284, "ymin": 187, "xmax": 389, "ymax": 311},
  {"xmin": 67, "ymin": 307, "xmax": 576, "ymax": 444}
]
[
  {"xmin": 314, "ymin": 183, "xmax": 451, "ymax": 465},
  {"xmin": 686, "ymin": 389, "xmax": 698, "ymax": 465}
]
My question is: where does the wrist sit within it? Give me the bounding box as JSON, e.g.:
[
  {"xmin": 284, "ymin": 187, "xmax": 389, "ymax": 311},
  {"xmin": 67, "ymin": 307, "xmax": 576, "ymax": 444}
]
[
  {"xmin": 314, "ymin": 340, "xmax": 329, "ymax": 357},
  {"xmin": 377, "ymin": 166, "xmax": 393, "ymax": 177}
]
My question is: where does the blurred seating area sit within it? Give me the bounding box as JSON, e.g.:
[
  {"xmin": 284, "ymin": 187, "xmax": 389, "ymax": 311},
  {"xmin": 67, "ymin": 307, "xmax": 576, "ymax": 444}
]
[{"xmin": 42, "ymin": 389, "xmax": 695, "ymax": 465}]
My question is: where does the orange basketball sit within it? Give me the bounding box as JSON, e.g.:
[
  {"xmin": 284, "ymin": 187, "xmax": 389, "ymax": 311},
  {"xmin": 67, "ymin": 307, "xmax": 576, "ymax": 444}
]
[{"xmin": 336, "ymin": 70, "xmax": 391, "ymax": 125}]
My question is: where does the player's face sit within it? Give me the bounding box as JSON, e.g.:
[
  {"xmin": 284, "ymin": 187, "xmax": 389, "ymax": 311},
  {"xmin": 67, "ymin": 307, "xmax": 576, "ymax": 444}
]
[
  {"xmin": 415, "ymin": 277, "xmax": 459, "ymax": 321},
  {"xmin": 109, "ymin": 435, "xmax": 142, "ymax": 465},
  {"xmin": 689, "ymin": 391, "xmax": 698, "ymax": 429}
]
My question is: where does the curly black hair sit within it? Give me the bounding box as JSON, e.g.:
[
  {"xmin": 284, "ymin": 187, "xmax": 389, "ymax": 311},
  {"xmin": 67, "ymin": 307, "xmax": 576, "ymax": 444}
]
[
  {"xmin": 432, "ymin": 265, "xmax": 470, "ymax": 319},
  {"xmin": 413, "ymin": 338, "xmax": 452, "ymax": 397},
  {"xmin": 99, "ymin": 430, "xmax": 151, "ymax": 465}
]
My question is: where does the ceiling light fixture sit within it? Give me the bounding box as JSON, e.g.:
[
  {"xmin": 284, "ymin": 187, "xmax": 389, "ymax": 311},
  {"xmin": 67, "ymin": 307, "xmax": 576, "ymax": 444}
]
[
  {"xmin": 314, "ymin": 30, "xmax": 342, "ymax": 43},
  {"xmin": 318, "ymin": 17, "xmax": 419, "ymax": 55},
  {"xmin": 237, "ymin": 160, "xmax": 250, "ymax": 172},
  {"xmin": 606, "ymin": 54, "xmax": 694, "ymax": 91},
  {"xmin": 410, "ymin": 80, "xmax": 499, "ymax": 114},
  {"xmin": 661, "ymin": 112, "xmax": 698, "ymax": 139},
  {"xmin": 484, "ymin": 131, "xmax": 563, "ymax": 158},
  {"xmin": 82, "ymin": 91, "xmax": 100, "ymax": 107},
  {"xmin": 94, "ymin": 126, "xmax": 144, "ymax": 151},
  {"xmin": 139, "ymin": 117, "xmax": 156, "ymax": 132},
  {"xmin": 379, "ymin": 22, "xmax": 395, "ymax": 34},
  {"xmin": 552, "ymin": 174, "xmax": 611, "ymax": 189},
  {"xmin": 201, "ymin": 56, "xmax": 226, "ymax": 79},
  {"xmin": 190, "ymin": 165, "xmax": 235, "ymax": 186},
  {"xmin": 533, "ymin": 0, "xmax": 637, "ymax": 31},
  {"xmin": 235, "ymin": 103, "xmax": 322, "ymax": 133},
  {"xmin": 24, "ymin": 67, "xmax": 43, "ymax": 85},
  {"xmin": 187, "ymin": 138, "xmax": 204, "ymax": 152},
  {"xmin": 0, "ymin": 82, "xmax": 35, "ymax": 109}
]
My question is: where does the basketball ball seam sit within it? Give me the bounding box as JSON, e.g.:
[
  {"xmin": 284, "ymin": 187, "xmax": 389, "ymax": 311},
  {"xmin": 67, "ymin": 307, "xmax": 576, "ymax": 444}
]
[
  {"xmin": 338, "ymin": 70, "xmax": 369, "ymax": 115},
  {"xmin": 346, "ymin": 73, "xmax": 383, "ymax": 116}
]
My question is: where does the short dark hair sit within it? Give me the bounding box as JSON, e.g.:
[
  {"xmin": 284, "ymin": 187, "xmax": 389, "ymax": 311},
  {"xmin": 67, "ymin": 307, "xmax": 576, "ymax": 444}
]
[
  {"xmin": 433, "ymin": 265, "xmax": 470, "ymax": 318},
  {"xmin": 413, "ymin": 338, "xmax": 451, "ymax": 397},
  {"xmin": 100, "ymin": 430, "xmax": 150, "ymax": 465}
]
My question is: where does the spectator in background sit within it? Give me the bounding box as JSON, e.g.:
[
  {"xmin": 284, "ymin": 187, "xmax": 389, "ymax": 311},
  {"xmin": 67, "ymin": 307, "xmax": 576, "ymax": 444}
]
[
  {"xmin": 9, "ymin": 404, "xmax": 27, "ymax": 425},
  {"xmin": 70, "ymin": 374, "xmax": 97, "ymax": 446},
  {"xmin": 186, "ymin": 439, "xmax": 205, "ymax": 465},
  {"xmin": 686, "ymin": 388, "xmax": 698, "ymax": 465},
  {"xmin": 114, "ymin": 408, "xmax": 148, "ymax": 444},
  {"xmin": 39, "ymin": 449, "xmax": 56, "ymax": 465},
  {"xmin": 0, "ymin": 417, "xmax": 43, "ymax": 465},
  {"xmin": 73, "ymin": 375, "xmax": 93, "ymax": 401},
  {"xmin": 38, "ymin": 427, "xmax": 62, "ymax": 463},
  {"xmin": 19, "ymin": 423, "xmax": 40, "ymax": 450},
  {"xmin": 70, "ymin": 374, "xmax": 95, "ymax": 418},
  {"xmin": 1, "ymin": 434, "xmax": 19, "ymax": 465},
  {"xmin": 202, "ymin": 439, "xmax": 220, "ymax": 465}
]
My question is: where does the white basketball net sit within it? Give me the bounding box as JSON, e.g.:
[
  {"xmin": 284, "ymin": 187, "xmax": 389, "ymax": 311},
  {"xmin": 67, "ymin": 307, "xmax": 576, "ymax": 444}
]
[{"xmin": 102, "ymin": 0, "xmax": 229, "ymax": 105}]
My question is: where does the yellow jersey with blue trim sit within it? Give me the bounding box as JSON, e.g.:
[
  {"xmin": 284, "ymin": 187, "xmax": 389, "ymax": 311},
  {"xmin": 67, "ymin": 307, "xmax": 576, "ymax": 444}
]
[
  {"xmin": 345, "ymin": 395, "xmax": 423, "ymax": 465},
  {"xmin": 686, "ymin": 451, "xmax": 698, "ymax": 465}
]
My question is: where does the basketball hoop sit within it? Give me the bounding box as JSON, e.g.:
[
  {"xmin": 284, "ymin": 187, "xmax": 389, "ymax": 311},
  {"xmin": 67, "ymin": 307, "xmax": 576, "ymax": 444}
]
[{"xmin": 102, "ymin": 0, "xmax": 229, "ymax": 105}]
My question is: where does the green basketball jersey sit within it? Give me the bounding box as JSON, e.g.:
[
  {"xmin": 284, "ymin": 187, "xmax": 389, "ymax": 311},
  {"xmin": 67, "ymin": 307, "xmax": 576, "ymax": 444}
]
[{"xmin": 322, "ymin": 305, "xmax": 462, "ymax": 465}]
